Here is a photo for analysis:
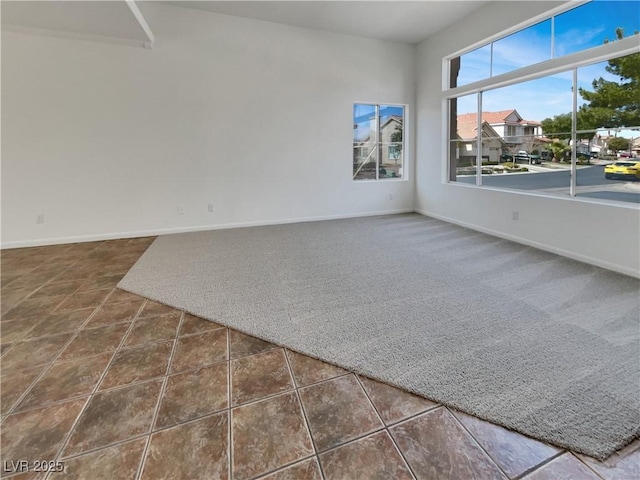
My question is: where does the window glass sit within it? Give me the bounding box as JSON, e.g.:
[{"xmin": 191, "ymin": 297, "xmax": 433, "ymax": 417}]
[
  {"xmin": 554, "ymin": 0, "xmax": 640, "ymax": 57},
  {"xmin": 446, "ymin": 1, "xmax": 639, "ymax": 205},
  {"xmin": 450, "ymin": 1, "xmax": 640, "ymax": 89},
  {"xmin": 473, "ymin": 74, "xmax": 572, "ymax": 192},
  {"xmin": 353, "ymin": 104, "xmax": 377, "ymax": 180},
  {"xmin": 491, "ymin": 19, "xmax": 552, "ymax": 77},
  {"xmin": 575, "ymin": 55, "xmax": 640, "ymax": 204},
  {"xmin": 353, "ymin": 104, "xmax": 405, "ymax": 181},
  {"xmin": 449, "ymin": 94, "xmax": 478, "ymax": 182},
  {"xmin": 456, "ymin": 44, "xmax": 492, "ymax": 88},
  {"xmin": 379, "ymin": 105, "xmax": 404, "ymax": 179}
]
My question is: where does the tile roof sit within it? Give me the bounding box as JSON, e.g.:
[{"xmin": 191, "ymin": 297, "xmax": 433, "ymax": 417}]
[{"xmin": 457, "ymin": 109, "xmax": 538, "ymax": 126}]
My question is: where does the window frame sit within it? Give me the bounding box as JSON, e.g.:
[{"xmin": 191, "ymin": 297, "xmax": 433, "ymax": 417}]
[
  {"xmin": 441, "ymin": 2, "xmax": 640, "ymax": 202},
  {"xmin": 352, "ymin": 102, "xmax": 408, "ymax": 182}
]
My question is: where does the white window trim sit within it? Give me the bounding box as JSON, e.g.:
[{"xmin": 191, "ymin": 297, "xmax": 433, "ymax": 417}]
[
  {"xmin": 443, "ymin": 0, "xmax": 591, "ymax": 89},
  {"xmin": 440, "ymin": 3, "xmax": 640, "ymax": 199},
  {"xmin": 352, "ymin": 102, "xmax": 409, "ymax": 182},
  {"xmin": 444, "ymin": 35, "xmax": 639, "ymax": 99}
]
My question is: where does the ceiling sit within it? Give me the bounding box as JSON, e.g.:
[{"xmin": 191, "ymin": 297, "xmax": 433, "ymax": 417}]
[
  {"xmin": 1, "ymin": 1, "xmax": 153, "ymax": 46},
  {"xmin": 163, "ymin": 1, "xmax": 486, "ymax": 44},
  {"xmin": 1, "ymin": 1, "xmax": 486, "ymax": 47}
]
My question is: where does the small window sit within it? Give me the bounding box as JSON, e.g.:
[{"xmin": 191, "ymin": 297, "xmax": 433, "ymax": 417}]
[{"xmin": 353, "ymin": 104, "xmax": 405, "ymax": 180}]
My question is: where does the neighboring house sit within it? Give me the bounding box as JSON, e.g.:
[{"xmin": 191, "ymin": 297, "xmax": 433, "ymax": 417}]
[
  {"xmin": 379, "ymin": 115, "xmax": 403, "ymax": 167},
  {"xmin": 457, "ymin": 109, "xmax": 548, "ymax": 157},
  {"xmin": 597, "ymin": 135, "xmax": 629, "ymax": 156},
  {"xmin": 632, "ymin": 137, "xmax": 640, "ymax": 157},
  {"xmin": 589, "ymin": 135, "xmax": 607, "ymax": 156},
  {"xmin": 455, "ymin": 117, "xmax": 504, "ymax": 164},
  {"xmin": 354, "ymin": 115, "xmax": 404, "ymax": 172}
]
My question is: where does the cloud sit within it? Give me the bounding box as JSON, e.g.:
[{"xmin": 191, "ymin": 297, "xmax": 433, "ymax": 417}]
[{"xmin": 457, "ymin": 51, "xmax": 628, "ymax": 122}]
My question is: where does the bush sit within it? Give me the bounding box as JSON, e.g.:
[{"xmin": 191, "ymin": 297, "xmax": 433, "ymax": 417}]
[{"xmin": 503, "ymin": 165, "xmax": 528, "ymax": 173}]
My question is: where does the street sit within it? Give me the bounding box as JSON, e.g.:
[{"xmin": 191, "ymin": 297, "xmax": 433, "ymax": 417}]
[{"xmin": 457, "ymin": 164, "xmax": 640, "ymax": 204}]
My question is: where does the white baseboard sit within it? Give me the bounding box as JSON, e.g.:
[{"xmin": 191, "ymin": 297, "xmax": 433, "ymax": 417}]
[
  {"xmin": 415, "ymin": 209, "xmax": 639, "ymax": 279},
  {"xmin": 0, "ymin": 208, "xmax": 414, "ymax": 250}
]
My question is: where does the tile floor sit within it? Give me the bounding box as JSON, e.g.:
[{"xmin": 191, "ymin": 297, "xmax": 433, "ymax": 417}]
[{"xmin": 1, "ymin": 238, "xmax": 638, "ymax": 479}]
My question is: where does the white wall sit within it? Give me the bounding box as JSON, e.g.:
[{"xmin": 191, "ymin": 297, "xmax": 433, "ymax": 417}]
[
  {"xmin": 1, "ymin": 2, "xmax": 415, "ymax": 247},
  {"xmin": 415, "ymin": 1, "xmax": 640, "ymax": 277}
]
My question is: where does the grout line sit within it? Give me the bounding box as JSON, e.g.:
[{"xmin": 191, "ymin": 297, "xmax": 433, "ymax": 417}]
[
  {"xmin": 353, "ymin": 374, "xmax": 386, "ymax": 427},
  {"xmin": 3, "ymin": 255, "xmax": 120, "ymax": 418},
  {"xmin": 56, "ymin": 431, "xmax": 151, "ymax": 462},
  {"xmin": 447, "ymin": 406, "xmax": 513, "ymax": 480},
  {"xmin": 134, "ymin": 309, "xmax": 185, "ymax": 480},
  {"xmin": 377, "ymin": 402, "xmax": 441, "ymax": 430},
  {"xmin": 295, "ymin": 371, "xmax": 353, "ymax": 391},
  {"xmin": 282, "ymin": 349, "xmax": 320, "ymax": 467},
  {"xmin": 53, "ymin": 402, "xmax": 230, "ymax": 464},
  {"xmin": 353, "ymin": 374, "xmax": 417, "ymax": 480},
  {"xmin": 512, "ymin": 451, "xmax": 568, "ymax": 480},
  {"xmin": 313, "ymin": 424, "xmax": 388, "ymax": 457},
  {"xmin": 249, "ymin": 453, "xmax": 320, "ymax": 480},
  {"xmin": 568, "ymin": 452, "xmax": 607, "ymax": 480},
  {"xmin": 277, "ymin": 356, "xmax": 326, "ymax": 480},
  {"xmin": 51, "ymin": 299, "xmax": 147, "ymax": 462},
  {"xmin": 4, "ymin": 334, "xmax": 87, "ymax": 417},
  {"xmin": 178, "ymin": 324, "xmax": 227, "ymax": 339},
  {"xmin": 229, "ymin": 384, "xmax": 300, "ymax": 411}
]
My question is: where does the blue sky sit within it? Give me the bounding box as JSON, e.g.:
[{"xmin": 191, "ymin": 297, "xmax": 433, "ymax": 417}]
[
  {"xmin": 353, "ymin": 105, "xmax": 404, "ymax": 142},
  {"xmin": 456, "ymin": 0, "xmax": 639, "ymax": 136}
]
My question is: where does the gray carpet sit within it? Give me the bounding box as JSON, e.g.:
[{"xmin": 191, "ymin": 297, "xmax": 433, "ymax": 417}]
[{"xmin": 118, "ymin": 213, "xmax": 640, "ymax": 460}]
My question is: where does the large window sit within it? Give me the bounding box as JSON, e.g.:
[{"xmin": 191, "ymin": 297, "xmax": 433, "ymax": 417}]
[
  {"xmin": 446, "ymin": 0, "xmax": 640, "ymax": 205},
  {"xmin": 353, "ymin": 104, "xmax": 405, "ymax": 181}
]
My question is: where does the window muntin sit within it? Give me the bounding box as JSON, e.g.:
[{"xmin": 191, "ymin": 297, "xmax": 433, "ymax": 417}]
[
  {"xmin": 448, "ymin": 52, "xmax": 640, "ymax": 205},
  {"xmin": 446, "ymin": 0, "xmax": 640, "ymax": 205},
  {"xmin": 353, "ymin": 103, "xmax": 405, "ymax": 181},
  {"xmin": 455, "ymin": 44, "xmax": 492, "ymax": 87},
  {"xmin": 451, "ymin": 0, "xmax": 640, "ymax": 89}
]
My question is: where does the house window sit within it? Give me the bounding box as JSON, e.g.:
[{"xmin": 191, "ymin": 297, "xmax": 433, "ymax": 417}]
[
  {"xmin": 445, "ymin": 0, "xmax": 640, "ymax": 204},
  {"xmin": 353, "ymin": 104, "xmax": 405, "ymax": 180}
]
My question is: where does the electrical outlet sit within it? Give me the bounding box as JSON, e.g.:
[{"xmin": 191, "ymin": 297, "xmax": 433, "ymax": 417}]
[
  {"xmin": 36, "ymin": 214, "xmax": 45, "ymax": 224},
  {"xmin": 207, "ymin": 203, "xmax": 214, "ymax": 213},
  {"xmin": 177, "ymin": 205, "xmax": 186, "ymax": 215},
  {"xmin": 512, "ymin": 211, "xmax": 519, "ymax": 221},
  {"xmin": 388, "ymin": 193, "xmax": 394, "ymax": 201}
]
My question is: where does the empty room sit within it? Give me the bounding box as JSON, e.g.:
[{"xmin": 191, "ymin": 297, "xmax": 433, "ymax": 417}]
[{"xmin": 1, "ymin": 0, "xmax": 639, "ymax": 479}]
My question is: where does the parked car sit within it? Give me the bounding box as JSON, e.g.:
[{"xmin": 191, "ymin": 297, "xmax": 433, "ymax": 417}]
[
  {"xmin": 528, "ymin": 153, "xmax": 543, "ymax": 164},
  {"xmin": 514, "ymin": 150, "xmax": 543, "ymax": 163},
  {"xmin": 514, "ymin": 151, "xmax": 529, "ymax": 162},
  {"xmin": 500, "ymin": 153, "xmax": 513, "ymax": 162},
  {"xmin": 604, "ymin": 161, "xmax": 640, "ymax": 180}
]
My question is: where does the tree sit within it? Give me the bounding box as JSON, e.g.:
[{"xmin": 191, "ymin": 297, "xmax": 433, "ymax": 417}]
[
  {"xmin": 390, "ymin": 123, "xmax": 403, "ymax": 147},
  {"xmin": 578, "ymin": 28, "xmax": 640, "ymax": 129},
  {"xmin": 541, "ymin": 113, "xmax": 573, "ymax": 140},
  {"xmin": 548, "ymin": 140, "xmax": 570, "ymax": 162},
  {"xmin": 390, "ymin": 123, "xmax": 403, "ymax": 165},
  {"xmin": 607, "ymin": 136, "xmax": 630, "ymax": 153}
]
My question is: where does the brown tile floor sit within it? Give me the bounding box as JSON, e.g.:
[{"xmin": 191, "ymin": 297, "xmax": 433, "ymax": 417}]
[{"xmin": 1, "ymin": 238, "xmax": 638, "ymax": 480}]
